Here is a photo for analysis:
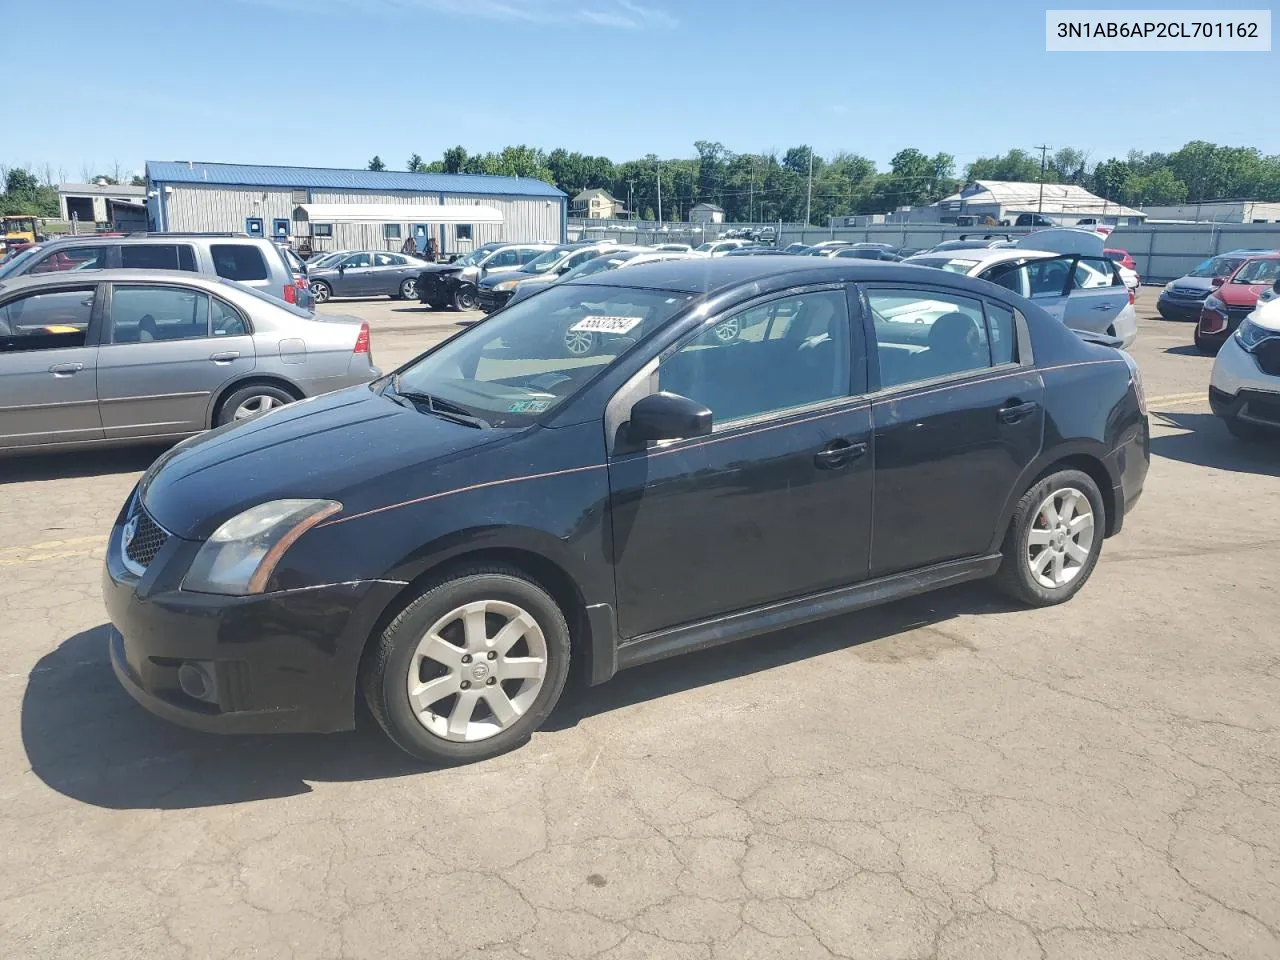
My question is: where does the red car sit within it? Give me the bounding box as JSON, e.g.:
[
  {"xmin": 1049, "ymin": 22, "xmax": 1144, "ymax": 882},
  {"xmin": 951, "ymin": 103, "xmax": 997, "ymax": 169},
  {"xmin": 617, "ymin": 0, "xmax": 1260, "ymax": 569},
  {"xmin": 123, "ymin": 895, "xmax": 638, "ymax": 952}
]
[
  {"xmin": 1104, "ymin": 248, "xmax": 1135, "ymax": 272},
  {"xmin": 1196, "ymin": 253, "xmax": 1280, "ymax": 354}
]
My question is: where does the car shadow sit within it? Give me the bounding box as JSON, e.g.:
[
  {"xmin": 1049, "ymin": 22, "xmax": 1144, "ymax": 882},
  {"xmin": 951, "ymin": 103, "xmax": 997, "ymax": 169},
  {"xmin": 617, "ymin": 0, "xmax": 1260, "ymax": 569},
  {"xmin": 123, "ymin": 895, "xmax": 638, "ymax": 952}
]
[
  {"xmin": 1162, "ymin": 344, "xmax": 1206, "ymax": 357},
  {"xmin": 23, "ymin": 585, "xmax": 1013, "ymax": 810},
  {"xmin": 1150, "ymin": 411, "xmax": 1280, "ymax": 476},
  {"xmin": 1, "ymin": 444, "xmax": 169, "ymax": 485}
]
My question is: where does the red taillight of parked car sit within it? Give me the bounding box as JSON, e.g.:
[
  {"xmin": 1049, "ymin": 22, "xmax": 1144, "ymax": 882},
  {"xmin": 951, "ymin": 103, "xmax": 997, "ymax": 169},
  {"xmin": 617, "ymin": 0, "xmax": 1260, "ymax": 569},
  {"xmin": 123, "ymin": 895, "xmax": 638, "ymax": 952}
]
[
  {"xmin": 1128, "ymin": 286, "xmax": 1135, "ymax": 306},
  {"xmin": 282, "ymin": 283, "xmax": 298, "ymax": 304},
  {"xmin": 353, "ymin": 322, "xmax": 371, "ymax": 354}
]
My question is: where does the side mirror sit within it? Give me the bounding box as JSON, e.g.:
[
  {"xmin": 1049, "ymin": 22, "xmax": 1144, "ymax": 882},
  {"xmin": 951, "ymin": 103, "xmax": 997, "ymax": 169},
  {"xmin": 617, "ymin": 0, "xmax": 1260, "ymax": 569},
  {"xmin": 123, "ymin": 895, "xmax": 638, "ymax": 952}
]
[
  {"xmin": 556, "ymin": 263, "xmax": 571, "ymax": 275},
  {"xmin": 1273, "ymin": 278, "xmax": 1280, "ymax": 292},
  {"xmin": 627, "ymin": 392, "xmax": 712, "ymax": 443},
  {"xmin": 1211, "ymin": 275, "xmax": 1225, "ymax": 287}
]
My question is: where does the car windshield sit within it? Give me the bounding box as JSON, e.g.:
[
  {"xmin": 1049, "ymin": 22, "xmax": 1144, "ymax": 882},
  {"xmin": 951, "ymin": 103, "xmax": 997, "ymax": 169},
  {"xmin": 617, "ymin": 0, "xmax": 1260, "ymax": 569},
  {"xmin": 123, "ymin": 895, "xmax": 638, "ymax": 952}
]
[
  {"xmin": 1190, "ymin": 256, "xmax": 1245, "ymax": 278},
  {"xmin": 693, "ymin": 242, "xmax": 717, "ymax": 252},
  {"xmin": 522, "ymin": 246, "xmax": 577, "ymax": 274},
  {"xmin": 217, "ymin": 277, "xmax": 313, "ymax": 317},
  {"xmin": 308, "ymin": 252, "xmax": 345, "ymax": 269},
  {"xmin": 390, "ymin": 283, "xmax": 697, "ymax": 427},
  {"xmin": 457, "ymin": 245, "xmax": 501, "ymax": 267},
  {"xmin": 1232, "ymin": 260, "xmax": 1280, "ymax": 284},
  {"xmin": 561, "ymin": 252, "xmax": 639, "ymax": 281},
  {"xmin": 910, "ymin": 256, "xmax": 980, "ymax": 273},
  {"xmin": 0, "ymin": 244, "xmax": 43, "ymax": 279}
]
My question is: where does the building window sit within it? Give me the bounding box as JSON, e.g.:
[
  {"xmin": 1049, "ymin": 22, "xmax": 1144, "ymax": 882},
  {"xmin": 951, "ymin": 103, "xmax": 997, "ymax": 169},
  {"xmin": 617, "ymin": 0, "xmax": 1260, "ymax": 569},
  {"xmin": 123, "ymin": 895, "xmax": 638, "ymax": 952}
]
[
  {"xmin": 456, "ymin": 224, "xmax": 473, "ymax": 241},
  {"xmin": 292, "ymin": 189, "xmax": 308, "ymax": 204},
  {"xmin": 383, "ymin": 223, "xmax": 402, "ymax": 240},
  {"xmin": 312, "ymin": 223, "xmax": 333, "ymax": 237}
]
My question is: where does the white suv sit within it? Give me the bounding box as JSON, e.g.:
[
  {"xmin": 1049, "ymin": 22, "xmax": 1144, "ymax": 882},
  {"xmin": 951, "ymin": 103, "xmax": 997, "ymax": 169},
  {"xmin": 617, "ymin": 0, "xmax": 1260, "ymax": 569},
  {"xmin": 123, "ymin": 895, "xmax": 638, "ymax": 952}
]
[{"xmin": 1209, "ymin": 293, "xmax": 1280, "ymax": 439}]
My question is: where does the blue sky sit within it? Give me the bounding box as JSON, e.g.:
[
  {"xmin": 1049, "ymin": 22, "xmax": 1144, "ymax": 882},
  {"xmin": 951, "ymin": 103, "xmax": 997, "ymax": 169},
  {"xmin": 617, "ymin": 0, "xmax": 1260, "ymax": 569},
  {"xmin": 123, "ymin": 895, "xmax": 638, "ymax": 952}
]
[{"xmin": 6, "ymin": 0, "xmax": 1277, "ymax": 180}]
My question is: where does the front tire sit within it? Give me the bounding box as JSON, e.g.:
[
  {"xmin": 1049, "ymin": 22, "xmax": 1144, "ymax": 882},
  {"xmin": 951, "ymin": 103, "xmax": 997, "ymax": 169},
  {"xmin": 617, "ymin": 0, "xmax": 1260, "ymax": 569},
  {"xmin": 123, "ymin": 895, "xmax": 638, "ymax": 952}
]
[
  {"xmin": 1194, "ymin": 331, "xmax": 1220, "ymax": 355},
  {"xmin": 311, "ymin": 280, "xmax": 332, "ymax": 304},
  {"xmin": 362, "ymin": 566, "xmax": 571, "ymax": 764},
  {"xmin": 453, "ymin": 285, "xmax": 478, "ymax": 311},
  {"xmin": 993, "ymin": 469, "xmax": 1105, "ymax": 607}
]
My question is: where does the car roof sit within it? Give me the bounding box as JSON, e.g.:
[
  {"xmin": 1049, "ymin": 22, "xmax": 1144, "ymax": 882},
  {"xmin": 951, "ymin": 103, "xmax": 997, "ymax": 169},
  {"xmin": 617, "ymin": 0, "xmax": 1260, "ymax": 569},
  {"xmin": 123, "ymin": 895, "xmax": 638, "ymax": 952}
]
[
  {"xmin": 0, "ymin": 268, "xmax": 225, "ymax": 294},
  {"xmin": 567, "ymin": 255, "xmax": 1010, "ymax": 299},
  {"xmin": 907, "ymin": 249, "xmax": 1055, "ymax": 268}
]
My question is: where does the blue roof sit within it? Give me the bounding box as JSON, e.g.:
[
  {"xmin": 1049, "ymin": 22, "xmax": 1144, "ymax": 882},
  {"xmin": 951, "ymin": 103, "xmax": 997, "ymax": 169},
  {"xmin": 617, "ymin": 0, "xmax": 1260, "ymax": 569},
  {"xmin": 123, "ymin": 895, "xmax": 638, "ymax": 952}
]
[{"xmin": 146, "ymin": 161, "xmax": 565, "ymax": 199}]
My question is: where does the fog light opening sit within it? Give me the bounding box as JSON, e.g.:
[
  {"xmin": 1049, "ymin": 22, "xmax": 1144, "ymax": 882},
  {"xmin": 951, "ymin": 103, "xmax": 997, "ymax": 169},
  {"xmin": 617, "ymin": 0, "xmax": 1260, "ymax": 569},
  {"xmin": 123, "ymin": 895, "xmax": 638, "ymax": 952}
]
[{"xmin": 177, "ymin": 662, "xmax": 216, "ymax": 703}]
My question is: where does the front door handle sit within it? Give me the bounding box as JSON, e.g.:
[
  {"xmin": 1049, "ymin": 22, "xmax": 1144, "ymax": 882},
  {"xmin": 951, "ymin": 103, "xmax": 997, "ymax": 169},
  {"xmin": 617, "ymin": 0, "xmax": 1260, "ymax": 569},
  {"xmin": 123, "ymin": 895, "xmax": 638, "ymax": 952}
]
[
  {"xmin": 48, "ymin": 362, "xmax": 84, "ymax": 376},
  {"xmin": 209, "ymin": 351, "xmax": 240, "ymax": 363},
  {"xmin": 998, "ymin": 399, "xmax": 1039, "ymax": 424},
  {"xmin": 1092, "ymin": 303, "xmax": 1114, "ymax": 311},
  {"xmin": 814, "ymin": 439, "xmax": 868, "ymax": 470}
]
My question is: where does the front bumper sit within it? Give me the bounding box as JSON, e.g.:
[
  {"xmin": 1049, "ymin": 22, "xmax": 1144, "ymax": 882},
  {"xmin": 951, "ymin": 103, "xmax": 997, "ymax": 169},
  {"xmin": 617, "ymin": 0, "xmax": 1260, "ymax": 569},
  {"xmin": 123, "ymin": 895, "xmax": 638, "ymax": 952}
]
[
  {"xmin": 103, "ymin": 501, "xmax": 404, "ymax": 734},
  {"xmin": 1157, "ymin": 292, "xmax": 1207, "ymax": 321},
  {"xmin": 477, "ymin": 287, "xmax": 514, "ymax": 313},
  {"xmin": 1209, "ymin": 336, "xmax": 1280, "ymax": 429},
  {"xmin": 416, "ymin": 271, "xmax": 461, "ymax": 305}
]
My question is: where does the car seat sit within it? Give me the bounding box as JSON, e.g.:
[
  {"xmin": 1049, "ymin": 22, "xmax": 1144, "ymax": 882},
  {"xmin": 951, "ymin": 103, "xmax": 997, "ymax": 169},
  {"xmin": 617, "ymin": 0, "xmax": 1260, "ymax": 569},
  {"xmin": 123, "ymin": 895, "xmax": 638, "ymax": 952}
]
[
  {"xmin": 136, "ymin": 314, "xmax": 159, "ymax": 342},
  {"xmin": 920, "ymin": 312, "xmax": 985, "ymax": 379}
]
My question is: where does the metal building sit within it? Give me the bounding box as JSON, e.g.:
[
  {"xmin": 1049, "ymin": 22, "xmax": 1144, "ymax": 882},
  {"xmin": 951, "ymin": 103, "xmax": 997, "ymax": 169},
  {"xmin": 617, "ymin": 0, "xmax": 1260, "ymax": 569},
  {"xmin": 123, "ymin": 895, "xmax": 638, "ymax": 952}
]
[{"xmin": 145, "ymin": 161, "xmax": 567, "ymax": 254}]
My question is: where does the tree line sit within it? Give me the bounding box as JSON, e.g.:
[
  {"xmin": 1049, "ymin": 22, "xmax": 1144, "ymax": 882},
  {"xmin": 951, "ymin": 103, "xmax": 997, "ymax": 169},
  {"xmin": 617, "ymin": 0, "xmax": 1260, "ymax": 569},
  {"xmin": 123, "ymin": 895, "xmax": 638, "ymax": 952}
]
[
  {"xmin": 371, "ymin": 140, "xmax": 1280, "ymax": 224},
  {"xmin": 0, "ymin": 165, "xmax": 145, "ymax": 218}
]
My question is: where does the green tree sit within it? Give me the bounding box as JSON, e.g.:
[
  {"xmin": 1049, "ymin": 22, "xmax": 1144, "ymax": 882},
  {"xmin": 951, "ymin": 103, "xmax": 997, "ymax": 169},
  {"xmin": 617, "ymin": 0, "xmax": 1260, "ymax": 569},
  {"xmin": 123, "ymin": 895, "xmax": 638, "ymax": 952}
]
[
  {"xmin": 367, "ymin": 155, "xmax": 386, "ymax": 172},
  {"xmin": 130, "ymin": 174, "xmax": 146, "ymax": 187},
  {"xmin": 1125, "ymin": 168, "xmax": 1187, "ymax": 206},
  {"xmin": 965, "ymin": 149, "xmax": 1043, "ymax": 183},
  {"xmin": 406, "ymin": 153, "xmax": 425, "ymax": 172},
  {"xmin": 442, "ymin": 146, "xmax": 468, "ymax": 174},
  {"xmin": 1092, "ymin": 158, "xmax": 1131, "ymax": 201}
]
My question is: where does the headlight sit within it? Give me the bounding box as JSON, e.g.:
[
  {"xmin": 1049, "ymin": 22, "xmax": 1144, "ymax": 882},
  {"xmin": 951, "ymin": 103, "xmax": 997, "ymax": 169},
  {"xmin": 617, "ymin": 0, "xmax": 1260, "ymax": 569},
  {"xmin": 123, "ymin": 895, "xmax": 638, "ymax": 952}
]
[
  {"xmin": 493, "ymin": 279, "xmax": 520, "ymax": 292},
  {"xmin": 183, "ymin": 499, "xmax": 341, "ymax": 595},
  {"xmin": 1235, "ymin": 318, "xmax": 1278, "ymax": 354},
  {"xmin": 1164, "ymin": 282, "xmax": 1175, "ymax": 293},
  {"xmin": 1204, "ymin": 295, "xmax": 1225, "ymax": 312}
]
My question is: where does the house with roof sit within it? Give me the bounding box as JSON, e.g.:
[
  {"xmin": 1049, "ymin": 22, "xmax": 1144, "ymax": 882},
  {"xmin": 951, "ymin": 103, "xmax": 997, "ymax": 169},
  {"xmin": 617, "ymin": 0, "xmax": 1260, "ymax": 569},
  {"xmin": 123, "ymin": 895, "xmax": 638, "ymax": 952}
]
[
  {"xmin": 570, "ymin": 188, "xmax": 624, "ymax": 220},
  {"xmin": 689, "ymin": 202, "xmax": 725, "ymax": 225},
  {"xmin": 925, "ymin": 181, "xmax": 1146, "ymax": 227},
  {"xmin": 145, "ymin": 160, "xmax": 567, "ymax": 253}
]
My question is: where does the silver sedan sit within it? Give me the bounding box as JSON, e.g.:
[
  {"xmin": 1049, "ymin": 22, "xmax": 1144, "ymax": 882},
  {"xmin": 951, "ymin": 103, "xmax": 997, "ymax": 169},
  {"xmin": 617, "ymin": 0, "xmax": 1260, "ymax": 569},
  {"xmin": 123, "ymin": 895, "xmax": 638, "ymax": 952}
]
[{"xmin": 0, "ymin": 269, "xmax": 380, "ymax": 455}]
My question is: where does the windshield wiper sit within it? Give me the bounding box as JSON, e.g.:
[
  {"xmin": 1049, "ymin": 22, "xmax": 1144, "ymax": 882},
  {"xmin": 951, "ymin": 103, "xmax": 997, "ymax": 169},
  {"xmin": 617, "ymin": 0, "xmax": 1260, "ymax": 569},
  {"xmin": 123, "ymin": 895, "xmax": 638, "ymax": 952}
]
[{"xmin": 387, "ymin": 376, "xmax": 488, "ymax": 428}]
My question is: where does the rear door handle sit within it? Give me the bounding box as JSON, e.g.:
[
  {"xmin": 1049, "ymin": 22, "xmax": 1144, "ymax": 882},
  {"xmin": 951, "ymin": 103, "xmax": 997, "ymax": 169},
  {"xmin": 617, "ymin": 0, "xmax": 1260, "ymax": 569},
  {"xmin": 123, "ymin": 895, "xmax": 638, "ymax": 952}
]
[
  {"xmin": 209, "ymin": 351, "xmax": 240, "ymax": 363},
  {"xmin": 1092, "ymin": 303, "xmax": 1114, "ymax": 311},
  {"xmin": 814, "ymin": 439, "xmax": 868, "ymax": 470},
  {"xmin": 998, "ymin": 400, "xmax": 1039, "ymax": 424},
  {"xmin": 48, "ymin": 362, "xmax": 83, "ymax": 376}
]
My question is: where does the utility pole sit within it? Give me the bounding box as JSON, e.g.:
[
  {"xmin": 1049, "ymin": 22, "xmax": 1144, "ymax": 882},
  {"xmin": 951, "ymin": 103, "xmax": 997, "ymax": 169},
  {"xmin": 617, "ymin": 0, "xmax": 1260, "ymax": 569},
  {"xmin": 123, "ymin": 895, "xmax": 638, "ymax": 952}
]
[
  {"xmin": 656, "ymin": 164, "xmax": 662, "ymax": 224},
  {"xmin": 627, "ymin": 179, "xmax": 635, "ymax": 220},
  {"xmin": 1035, "ymin": 144, "xmax": 1050, "ymax": 214},
  {"xmin": 805, "ymin": 149, "xmax": 814, "ymax": 226}
]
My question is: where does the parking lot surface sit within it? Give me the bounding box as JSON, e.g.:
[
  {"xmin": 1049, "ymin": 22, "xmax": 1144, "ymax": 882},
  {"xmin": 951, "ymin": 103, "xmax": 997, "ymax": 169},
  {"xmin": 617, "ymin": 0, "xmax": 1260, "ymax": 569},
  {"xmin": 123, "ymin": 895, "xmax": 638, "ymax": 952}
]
[{"xmin": 3, "ymin": 289, "xmax": 1278, "ymax": 960}]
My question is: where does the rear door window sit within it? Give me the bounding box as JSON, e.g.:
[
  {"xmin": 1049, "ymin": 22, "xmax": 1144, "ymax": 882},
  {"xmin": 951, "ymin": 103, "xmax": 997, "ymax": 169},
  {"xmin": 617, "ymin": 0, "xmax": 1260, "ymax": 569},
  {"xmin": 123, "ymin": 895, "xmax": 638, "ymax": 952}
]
[
  {"xmin": 210, "ymin": 244, "xmax": 269, "ymax": 282},
  {"xmin": 0, "ymin": 287, "xmax": 96, "ymax": 351},
  {"xmin": 120, "ymin": 244, "xmax": 198, "ymax": 271},
  {"xmin": 28, "ymin": 246, "xmax": 108, "ymax": 275},
  {"xmin": 211, "ymin": 297, "xmax": 250, "ymax": 336},
  {"xmin": 108, "ymin": 285, "xmax": 210, "ymax": 343}
]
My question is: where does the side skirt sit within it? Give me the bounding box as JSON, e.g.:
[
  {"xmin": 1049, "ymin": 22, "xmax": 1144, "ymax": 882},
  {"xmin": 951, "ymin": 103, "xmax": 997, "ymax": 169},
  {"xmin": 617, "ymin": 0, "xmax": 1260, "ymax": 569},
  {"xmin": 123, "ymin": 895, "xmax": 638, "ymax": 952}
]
[{"xmin": 615, "ymin": 554, "xmax": 1002, "ymax": 672}]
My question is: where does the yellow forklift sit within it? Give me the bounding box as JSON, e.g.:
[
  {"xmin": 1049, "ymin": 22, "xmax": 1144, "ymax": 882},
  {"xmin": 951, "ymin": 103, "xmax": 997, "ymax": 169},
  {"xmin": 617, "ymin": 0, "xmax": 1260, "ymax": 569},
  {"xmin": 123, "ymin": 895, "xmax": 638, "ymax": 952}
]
[{"xmin": 0, "ymin": 215, "xmax": 44, "ymax": 256}]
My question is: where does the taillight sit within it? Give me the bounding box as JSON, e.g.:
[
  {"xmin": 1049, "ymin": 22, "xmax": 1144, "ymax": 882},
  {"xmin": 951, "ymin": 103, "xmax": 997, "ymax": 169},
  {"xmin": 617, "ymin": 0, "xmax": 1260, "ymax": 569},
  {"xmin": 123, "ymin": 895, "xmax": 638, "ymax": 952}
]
[
  {"xmin": 1128, "ymin": 286, "xmax": 1135, "ymax": 306},
  {"xmin": 353, "ymin": 322, "xmax": 370, "ymax": 354},
  {"xmin": 282, "ymin": 283, "xmax": 298, "ymax": 304}
]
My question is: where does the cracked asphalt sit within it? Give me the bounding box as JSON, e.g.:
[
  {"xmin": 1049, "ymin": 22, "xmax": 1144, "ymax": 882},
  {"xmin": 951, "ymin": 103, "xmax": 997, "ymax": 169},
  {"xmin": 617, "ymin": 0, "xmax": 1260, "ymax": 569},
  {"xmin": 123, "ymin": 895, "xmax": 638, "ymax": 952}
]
[{"xmin": 3, "ymin": 290, "xmax": 1278, "ymax": 959}]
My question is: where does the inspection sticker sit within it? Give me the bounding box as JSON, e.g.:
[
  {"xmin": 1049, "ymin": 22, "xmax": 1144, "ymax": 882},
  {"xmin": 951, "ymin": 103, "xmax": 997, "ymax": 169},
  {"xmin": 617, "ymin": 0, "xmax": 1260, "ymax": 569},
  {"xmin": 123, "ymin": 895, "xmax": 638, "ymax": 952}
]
[
  {"xmin": 508, "ymin": 399, "xmax": 552, "ymax": 413},
  {"xmin": 568, "ymin": 315, "xmax": 644, "ymax": 334}
]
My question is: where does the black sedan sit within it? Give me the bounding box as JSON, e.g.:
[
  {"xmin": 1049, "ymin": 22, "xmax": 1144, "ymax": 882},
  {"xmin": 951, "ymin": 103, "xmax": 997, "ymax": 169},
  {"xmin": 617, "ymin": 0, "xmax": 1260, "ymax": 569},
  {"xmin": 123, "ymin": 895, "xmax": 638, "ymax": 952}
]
[
  {"xmin": 104, "ymin": 258, "xmax": 1149, "ymax": 764},
  {"xmin": 307, "ymin": 250, "xmax": 428, "ymax": 303}
]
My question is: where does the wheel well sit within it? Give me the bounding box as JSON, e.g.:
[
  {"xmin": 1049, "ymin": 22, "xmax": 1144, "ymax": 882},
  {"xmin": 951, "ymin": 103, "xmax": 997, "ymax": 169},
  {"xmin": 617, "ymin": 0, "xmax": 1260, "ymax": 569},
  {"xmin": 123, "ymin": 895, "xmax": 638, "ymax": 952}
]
[
  {"xmin": 211, "ymin": 376, "xmax": 304, "ymax": 425},
  {"xmin": 1040, "ymin": 454, "xmax": 1117, "ymax": 536},
  {"xmin": 359, "ymin": 547, "xmax": 592, "ymax": 687}
]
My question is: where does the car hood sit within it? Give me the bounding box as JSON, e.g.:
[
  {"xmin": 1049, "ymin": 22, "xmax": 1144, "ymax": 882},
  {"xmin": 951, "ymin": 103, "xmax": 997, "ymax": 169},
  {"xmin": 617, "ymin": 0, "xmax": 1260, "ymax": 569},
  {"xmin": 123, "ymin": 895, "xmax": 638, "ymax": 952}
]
[
  {"xmin": 480, "ymin": 270, "xmax": 541, "ymax": 289},
  {"xmin": 417, "ymin": 263, "xmax": 463, "ymax": 276},
  {"xmin": 139, "ymin": 386, "xmax": 504, "ymax": 540},
  {"xmin": 1250, "ymin": 298, "xmax": 1280, "ymax": 331},
  {"xmin": 1169, "ymin": 277, "xmax": 1215, "ymax": 294},
  {"xmin": 1215, "ymin": 283, "xmax": 1268, "ymax": 307}
]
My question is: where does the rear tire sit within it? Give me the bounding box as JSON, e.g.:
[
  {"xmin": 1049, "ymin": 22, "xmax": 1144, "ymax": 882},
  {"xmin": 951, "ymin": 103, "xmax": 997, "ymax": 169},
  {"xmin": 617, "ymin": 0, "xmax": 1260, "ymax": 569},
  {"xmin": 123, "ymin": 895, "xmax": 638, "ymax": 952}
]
[
  {"xmin": 993, "ymin": 469, "xmax": 1105, "ymax": 607},
  {"xmin": 1194, "ymin": 331, "xmax": 1220, "ymax": 355},
  {"xmin": 311, "ymin": 280, "xmax": 332, "ymax": 304},
  {"xmin": 398, "ymin": 278, "xmax": 417, "ymax": 300},
  {"xmin": 362, "ymin": 565, "xmax": 571, "ymax": 764},
  {"xmin": 215, "ymin": 383, "xmax": 296, "ymax": 427}
]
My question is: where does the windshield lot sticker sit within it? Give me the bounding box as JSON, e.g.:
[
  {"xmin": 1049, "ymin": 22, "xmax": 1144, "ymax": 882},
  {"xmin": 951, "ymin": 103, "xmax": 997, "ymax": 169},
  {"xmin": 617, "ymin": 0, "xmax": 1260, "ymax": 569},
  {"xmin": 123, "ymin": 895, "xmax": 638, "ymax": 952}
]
[
  {"xmin": 569, "ymin": 315, "xmax": 644, "ymax": 335},
  {"xmin": 508, "ymin": 399, "xmax": 552, "ymax": 413}
]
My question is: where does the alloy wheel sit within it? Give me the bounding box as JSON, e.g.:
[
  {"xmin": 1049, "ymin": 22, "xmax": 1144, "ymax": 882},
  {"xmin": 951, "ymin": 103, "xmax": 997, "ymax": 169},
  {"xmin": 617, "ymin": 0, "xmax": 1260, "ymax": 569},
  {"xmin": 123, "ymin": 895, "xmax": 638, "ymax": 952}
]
[
  {"xmin": 714, "ymin": 318, "xmax": 741, "ymax": 343},
  {"xmin": 233, "ymin": 395, "xmax": 282, "ymax": 420},
  {"xmin": 1026, "ymin": 487, "xmax": 1094, "ymax": 589},
  {"xmin": 406, "ymin": 599, "xmax": 548, "ymax": 743},
  {"xmin": 401, "ymin": 278, "xmax": 417, "ymax": 299},
  {"xmin": 311, "ymin": 281, "xmax": 330, "ymax": 303},
  {"xmin": 564, "ymin": 329, "xmax": 595, "ymax": 356}
]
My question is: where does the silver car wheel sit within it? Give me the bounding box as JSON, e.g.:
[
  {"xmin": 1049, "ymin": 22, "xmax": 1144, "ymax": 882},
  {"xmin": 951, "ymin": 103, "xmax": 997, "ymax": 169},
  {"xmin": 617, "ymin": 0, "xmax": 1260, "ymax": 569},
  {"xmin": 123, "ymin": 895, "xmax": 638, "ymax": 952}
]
[
  {"xmin": 311, "ymin": 281, "xmax": 331, "ymax": 303},
  {"xmin": 714, "ymin": 318, "xmax": 741, "ymax": 342},
  {"xmin": 564, "ymin": 329, "xmax": 595, "ymax": 356},
  {"xmin": 233, "ymin": 394, "xmax": 282, "ymax": 420},
  {"xmin": 1026, "ymin": 486, "xmax": 1094, "ymax": 589},
  {"xmin": 400, "ymin": 278, "xmax": 416, "ymax": 299},
  {"xmin": 406, "ymin": 599, "xmax": 548, "ymax": 743}
]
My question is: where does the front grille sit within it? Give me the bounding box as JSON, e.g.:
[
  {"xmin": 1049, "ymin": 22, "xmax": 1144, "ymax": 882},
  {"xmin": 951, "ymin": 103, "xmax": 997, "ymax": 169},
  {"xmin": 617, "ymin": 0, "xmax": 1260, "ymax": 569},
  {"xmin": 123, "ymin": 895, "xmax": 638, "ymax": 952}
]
[
  {"xmin": 1256, "ymin": 340, "xmax": 1280, "ymax": 377},
  {"xmin": 1168, "ymin": 287, "xmax": 1207, "ymax": 300},
  {"xmin": 124, "ymin": 499, "xmax": 170, "ymax": 573}
]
